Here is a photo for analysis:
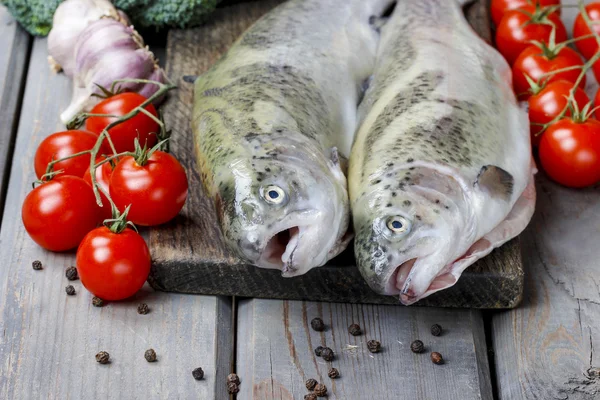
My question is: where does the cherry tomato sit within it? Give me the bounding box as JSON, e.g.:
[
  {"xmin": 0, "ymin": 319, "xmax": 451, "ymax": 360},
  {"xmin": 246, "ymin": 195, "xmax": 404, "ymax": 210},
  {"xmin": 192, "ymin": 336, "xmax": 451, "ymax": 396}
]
[
  {"xmin": 76, "ymin": 227, "xmax": 151, "ymax": 300},
  {"xmin": 496, "ymin": 5, "xmax": 567, "ymax": 66},
  {"xmin": 22, "ymin": 176, "xmax": 100, "ymax": 251},
  {"xmin": 34, "ymin": 130, "xmax": 99, "ymax": 179},
  {"xmin": 491, "ymin": 0, "xmax": 561, "ymax": 27},
  {"xmin": 573, "ymin": 2, "xmax": 600, "ymax": 60},
  {"xmin": 594, "ymin": 89, "xmax": 600, "ymax": 119},
  {"xmin": 110, "ymin": 151, "xmax": 188, "ymax": 226},
  {"xmin": 512, "ymin": 45, "xmax": 585, "ymax": 100},
  {"xmin": 83, "ymin": 159, "xmax": 114, "ymax": 220},
  {"xmin": 539, "ymin": 118, "xmax": 600, "ymax": 188},
  {"xmin": 85, "ymin": 92, "xmax": 159, "ymax": 153},
  {"xmin": 528, "ymin": 81, "xmax": 590, "ymax": 146}
]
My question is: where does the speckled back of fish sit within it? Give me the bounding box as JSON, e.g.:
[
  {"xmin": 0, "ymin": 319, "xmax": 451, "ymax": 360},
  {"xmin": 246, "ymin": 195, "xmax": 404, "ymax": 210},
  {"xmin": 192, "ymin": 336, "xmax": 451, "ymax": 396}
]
[
  {"xmin": 193, "ymin": 0, "xmax": 395, "ymax": 275},
  {"xmin": 349, "ymin": 0, "xmax": 535, "ymax": 304}
]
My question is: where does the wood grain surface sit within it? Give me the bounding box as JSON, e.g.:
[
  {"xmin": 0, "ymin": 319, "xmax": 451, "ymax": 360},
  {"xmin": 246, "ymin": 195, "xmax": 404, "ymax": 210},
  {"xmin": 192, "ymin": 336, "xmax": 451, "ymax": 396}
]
[
  {"xmin": 236, "ymin": 299, "xmax": 493, "ymax": 400},
  {"xmin": 0, "ymin": 6, "xmax": 30, "ymax": 221},
  {"xmin": 148, "ymin": 0, "xmax": 524, "ymax": 309},
  {"xmin": 0, "ymin": 38, "xmax": 233, "ymax": 400}
]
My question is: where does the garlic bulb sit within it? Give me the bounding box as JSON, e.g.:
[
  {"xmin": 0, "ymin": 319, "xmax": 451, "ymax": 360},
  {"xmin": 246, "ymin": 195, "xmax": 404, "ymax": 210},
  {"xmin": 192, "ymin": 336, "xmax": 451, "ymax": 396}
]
[
  {"xmin": 48, "ymin": 0, "xmax": 127, "ymax": 75},
  {"xmin": 59, "ymin": 18, "xmax": 167, "ymax": 124}
]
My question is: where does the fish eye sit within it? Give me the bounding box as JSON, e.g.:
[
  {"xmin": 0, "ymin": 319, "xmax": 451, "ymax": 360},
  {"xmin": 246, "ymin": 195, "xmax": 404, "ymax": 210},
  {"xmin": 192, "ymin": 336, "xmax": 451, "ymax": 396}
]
[
  {"xmin": 262, "ymin": 185, "xmax": 286, "ymax": 205},
  {"xmin": 386, "ymin": 216, "xmax": 410, "ymax": 235}
]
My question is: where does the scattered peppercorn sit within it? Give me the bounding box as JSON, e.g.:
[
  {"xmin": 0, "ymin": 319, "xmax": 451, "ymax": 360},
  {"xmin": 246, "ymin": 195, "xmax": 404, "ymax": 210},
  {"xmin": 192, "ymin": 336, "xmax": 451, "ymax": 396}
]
[
  {"xmin": 92, "ymin": 296, "xmax": 105, "ymax": 307},
  {"xmin": 95, "ymin": 351, "xmax": 110, "ymax": 364},
  {"xmin": 348, "ymin": 323, "xmax": 362, "ymax": 336},
  {"xmin": 304, "ymin": 394, "xmax": 317, "ymax": 400},
  {"xmin": 431, "ymin": 352, "xmax": 444, "ymax": 365},
  {"xmin": 310, "ymin": 317, "xmax": 325, "ymax": 331},
  {"xmin": 227, "ymin": 373, "xmax": 240, "ymax": 385},
  {"xmin": 314, "ymin": 346, "xmax": 324, "ymax": 357},
  {"xmin": 144, "ymin": 349, "xmax": 157, "ymax": 362},
  {"xmin": 137, "ymin": 303, "xmax": 150, "ymax": 315},
  {"xmin": 192, "ymin": 367, "xmax": 204, "ymax": 380},
  {"xmin": 227, "ymin": 382, "xmax": 240, "ymax": 394},
  {"xmin": 367, "ymin": 339, "xmax": 381, "ymax": 353},
  {"xmin": 305, "ymin": 378, "xmax": 318, "ymax": 391},
  {"xmin": 431, "ymin": 324, "xmax": 443, "ymax": 336},
  {"xmin": 410, "ymin": 340, "xmax": 425, "ymax": 354},
  {"xmin": 328, "ymin": 368, "xmax": 339, "ymax": 379},
  {"xmin": 32, "ymin": 260, "xmax": 43, "ymax": 270},
  {"xmin": 313, "ymin": 383, "xmax": 327, "ymax": 397},
  {"xmin": 65, "ymin": 266, "xmax": 78, "ymax": 281},
  {"xmin": 65, "ymin": 285, "xmax": 76, "ymax": 296},
  {"xmin": 320, "ymin": 347, "xmax": 334, "ymax": 362}
]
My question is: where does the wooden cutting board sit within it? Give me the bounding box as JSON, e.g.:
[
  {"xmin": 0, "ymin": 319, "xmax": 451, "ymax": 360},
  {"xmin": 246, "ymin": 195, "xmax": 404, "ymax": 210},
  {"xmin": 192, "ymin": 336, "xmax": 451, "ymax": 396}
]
[{"xmin": 147, "ymin": 0, "xmax": 524, "ymax": 308}]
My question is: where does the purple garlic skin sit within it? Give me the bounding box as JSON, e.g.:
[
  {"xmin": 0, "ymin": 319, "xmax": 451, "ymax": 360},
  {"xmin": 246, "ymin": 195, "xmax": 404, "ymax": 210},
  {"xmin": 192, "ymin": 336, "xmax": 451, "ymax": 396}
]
[{"xmin": 60, "ymin": 17, "xmax": 167, "ymax": 124}]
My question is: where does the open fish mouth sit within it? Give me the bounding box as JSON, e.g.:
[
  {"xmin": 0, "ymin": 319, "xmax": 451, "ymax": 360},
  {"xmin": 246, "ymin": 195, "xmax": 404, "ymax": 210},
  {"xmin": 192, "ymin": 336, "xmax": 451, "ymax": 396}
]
[
  {"xmin": 390, "ymin": 258, "xmax": 457, "ymax": 305},
  {"xmin": 261, "ymin": 226, "xmax": 302, "ymax": 272}
]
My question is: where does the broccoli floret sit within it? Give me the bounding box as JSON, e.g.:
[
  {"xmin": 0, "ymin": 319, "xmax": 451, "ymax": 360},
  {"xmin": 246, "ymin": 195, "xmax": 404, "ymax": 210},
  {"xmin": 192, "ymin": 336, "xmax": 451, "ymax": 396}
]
[
  {"xmin": 1, "ymin": 0, "xmax": 62, "ymax": 36},
  {"xmin": 117, "ymin": 0, "xmax": 220, "ymax": 30},
  {"xmin": 1, "ymin": 0, "xmax": 222, "ymax": 36}
]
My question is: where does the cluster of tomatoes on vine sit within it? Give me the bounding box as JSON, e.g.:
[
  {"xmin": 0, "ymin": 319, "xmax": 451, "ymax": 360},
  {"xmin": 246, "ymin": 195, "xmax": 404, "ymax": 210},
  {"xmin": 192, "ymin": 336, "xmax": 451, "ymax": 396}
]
[
  {"xmin": 22, "ymin": 87, "xmax": 187, "ymax": 301},
  {"xmin": 493, "ymin": 0, "xmax": 600, "ymax": 188}
]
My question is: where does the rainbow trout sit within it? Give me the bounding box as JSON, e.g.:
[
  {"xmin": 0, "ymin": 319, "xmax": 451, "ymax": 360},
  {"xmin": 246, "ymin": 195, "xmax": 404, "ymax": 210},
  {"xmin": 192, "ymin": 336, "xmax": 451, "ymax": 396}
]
[
  {"xmin": 349, "ymin": 0, "xmax": 536, "ymax": 304},
  {"xmin": 193, "ymin": 0, "xmax": 395, "ymax": 276}
]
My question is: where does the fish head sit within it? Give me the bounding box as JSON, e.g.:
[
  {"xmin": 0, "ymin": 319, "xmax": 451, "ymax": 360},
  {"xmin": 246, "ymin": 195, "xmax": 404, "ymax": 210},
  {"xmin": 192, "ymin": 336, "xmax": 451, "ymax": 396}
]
[
  {"xmin": 219, "ymin": 147, "xmax": 350, "ymax": 276},
  {"xmin": 354, "ymin": 166, "xmax": 469, "ymax": 305}
]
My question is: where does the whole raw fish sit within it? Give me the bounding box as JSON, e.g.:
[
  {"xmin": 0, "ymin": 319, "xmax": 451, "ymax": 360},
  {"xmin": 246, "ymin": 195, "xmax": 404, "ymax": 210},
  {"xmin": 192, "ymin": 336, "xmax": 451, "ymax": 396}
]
[
  {"xmin": 193, "ymin": 0, "xmax": 395, "ymax": 276},
  {"xmin": 349, "ymin": 0, "xmax": 536, "ymax": 304}
]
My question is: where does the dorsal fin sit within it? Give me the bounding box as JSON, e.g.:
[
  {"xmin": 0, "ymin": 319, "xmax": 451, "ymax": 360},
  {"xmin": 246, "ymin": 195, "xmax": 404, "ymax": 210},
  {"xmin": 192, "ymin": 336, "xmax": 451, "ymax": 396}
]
[{"xmin": 475, "ymin": 165, "xmax": 514, "ymax": 201}]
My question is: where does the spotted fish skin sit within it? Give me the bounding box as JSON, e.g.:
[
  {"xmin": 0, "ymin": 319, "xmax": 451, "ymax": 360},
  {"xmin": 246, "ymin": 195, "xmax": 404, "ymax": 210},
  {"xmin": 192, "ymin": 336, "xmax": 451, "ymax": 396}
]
[
  {"xmin": 349, "ymin": 0, "xmax": 535, "ymax": 304},
  {"xmin": 193, "ymin": 0, "xmax": 394, "ymax": 276}
]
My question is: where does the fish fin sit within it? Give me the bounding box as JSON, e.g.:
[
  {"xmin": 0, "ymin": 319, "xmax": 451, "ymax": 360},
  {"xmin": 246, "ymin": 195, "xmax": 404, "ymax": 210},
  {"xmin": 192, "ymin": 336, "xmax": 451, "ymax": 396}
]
[
  {"xmin": 182, "ymin": 75, "xmax": 199, "ymax": 83},
  {"xmin": 475, "ymin": 165, "xmax": 514, "ymax": 201},
  {"xmin": 329, "ymin": 147, "xmax": 348, "ymax": 177}
]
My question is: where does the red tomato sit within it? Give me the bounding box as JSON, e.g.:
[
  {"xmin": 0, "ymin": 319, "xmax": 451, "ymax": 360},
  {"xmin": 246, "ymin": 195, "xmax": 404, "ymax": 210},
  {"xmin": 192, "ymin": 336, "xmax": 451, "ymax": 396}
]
[
  {"xmin": 496, "ymin": 5, "xmax": 568, "ymax": 65},
  {"xmin": 491, "ymin": 0, "xmax": 561, "ymax": 27},
  {"xmin": 573, "ymin": 3, "xmax": 600, "ymax": 60},
  {"xmin": 22, "ymin": 176, "xmax": 100, "ymax": 251},
  {"xmin": 110, "ymin": 151, "xmax": 188, "ymax": 226},
  {"xmin": 595, "ymin": 89, "xmax": 600, "ymax": 119},
  {"xmin": 83, "ymin": 159, "xmax": 114, "ymax": 220},
  {"xmin": 76, "ymin": 227, "xmax": 151, "ymax": 300},
  {"xmin": 512, "ymin": 45, "xmax": 585, "ymax": 100},
  {"xmin": 34, "ymin": 130, "xmax": 99, "ymax": 179},
  {"xmin": 539, "ymin": 118, "xmax": 600, "ymax": 188},
  {"xmin": 528, "ymin": 81, "xmax": 590, "ymax": 146},
  {"xmin": 85, "ymin": 92, "xmax": 159, "ymax": 153}
]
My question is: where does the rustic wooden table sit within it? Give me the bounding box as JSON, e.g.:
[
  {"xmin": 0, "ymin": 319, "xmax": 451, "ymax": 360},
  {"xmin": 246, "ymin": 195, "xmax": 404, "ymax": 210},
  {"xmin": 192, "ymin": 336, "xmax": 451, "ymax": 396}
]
[{"xmin": 0, "ymin": 2, "xmax": 598, "ymax": 399}]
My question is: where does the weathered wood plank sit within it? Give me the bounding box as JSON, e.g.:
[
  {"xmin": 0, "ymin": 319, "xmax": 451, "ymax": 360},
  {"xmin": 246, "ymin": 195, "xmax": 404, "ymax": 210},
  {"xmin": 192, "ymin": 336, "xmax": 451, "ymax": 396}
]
[
  {"xmin": 0, "ymin": 6, "xmax": 30, "ymax": 217},
  {"xmin": 0, "ymin": 38, "xmax": 233, "ymax": 400},
  {"xmin": 148, "ymin": 0, "xmax": 524, "ymax": 309},
  {"xmin": 236, "ymin": 299, "xmax": 493, "ymax": 400}
]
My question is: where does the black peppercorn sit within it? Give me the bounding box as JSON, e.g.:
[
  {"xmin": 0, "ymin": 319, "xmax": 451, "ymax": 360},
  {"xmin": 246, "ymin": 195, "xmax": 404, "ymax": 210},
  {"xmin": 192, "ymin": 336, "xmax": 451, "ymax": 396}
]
[
  {"xmin": 305, "ymin": 378, "xmax": 318, "ymax": 390},
  {"xmin": 304, "ymin": 394, "xmax": 317, "ymax": 400},
  {"xmin": 310, "ymin": 317, "xmax": 325, "ymax": 331},
  {"xmin": 192, "ymin": 367, "xmax": 204, "ymax": 380},
  {"xmin": 431, "ymin": 352, "xmax": 444, "ymax": 365},
  {"xmin": 410, "ymin": 340, "xmax": 424, "ymax": 353},
  {"xmin": 431, "ymin": 324, "xmax": 443, "ymax": 336},
  {"xmin": 227, "ymin": 373, "xmax": 240, "ymax": 385},
  {"xmin": 32, "ymin": 260, "xmax": 43, "ymax": 270},
  {"xmin": 367, "ymin": 339, "xmax": 381, "ymax": 353},
  {"xmin": 137, "ymin": 303, "xmax": 150, "ymax": 315},
  {"xmin": 144, "ymin": 349, "xmax": 157, "ymax": 362},
  {"xmin": 95, "ymin": 351, "xmax": 110, "ymax": 364},
  {"xmin": 227, "ymin": 382, "xmax": 240, "ymax": 394},
  {"xmin": 328, "ymin": 368, "xmax": 339, "ymax": 379},
  {"xmin": 65, "ymin": 266, "xmax": 78, "ymax": 281},
  {"xmin": 314, "ymin": 346, "xmax": 324, "ymax": 357},
  {"xmin": 313, "ymin": 383, "xmax": 327, "ymax": 397},
  {"xmin": 92, "ymin": 296, "xmax": 105, "ymax": 307},
  {"xmin": 348, "ymin": 323, "xmax": 362, "ymax": 336},
  {"xmin": 65, "ymin": 285, "xmax": 76, "ymax": 296},
  {"xmin": 320, "ymin": 347, "xmax": 334, "ymax": 362}
]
